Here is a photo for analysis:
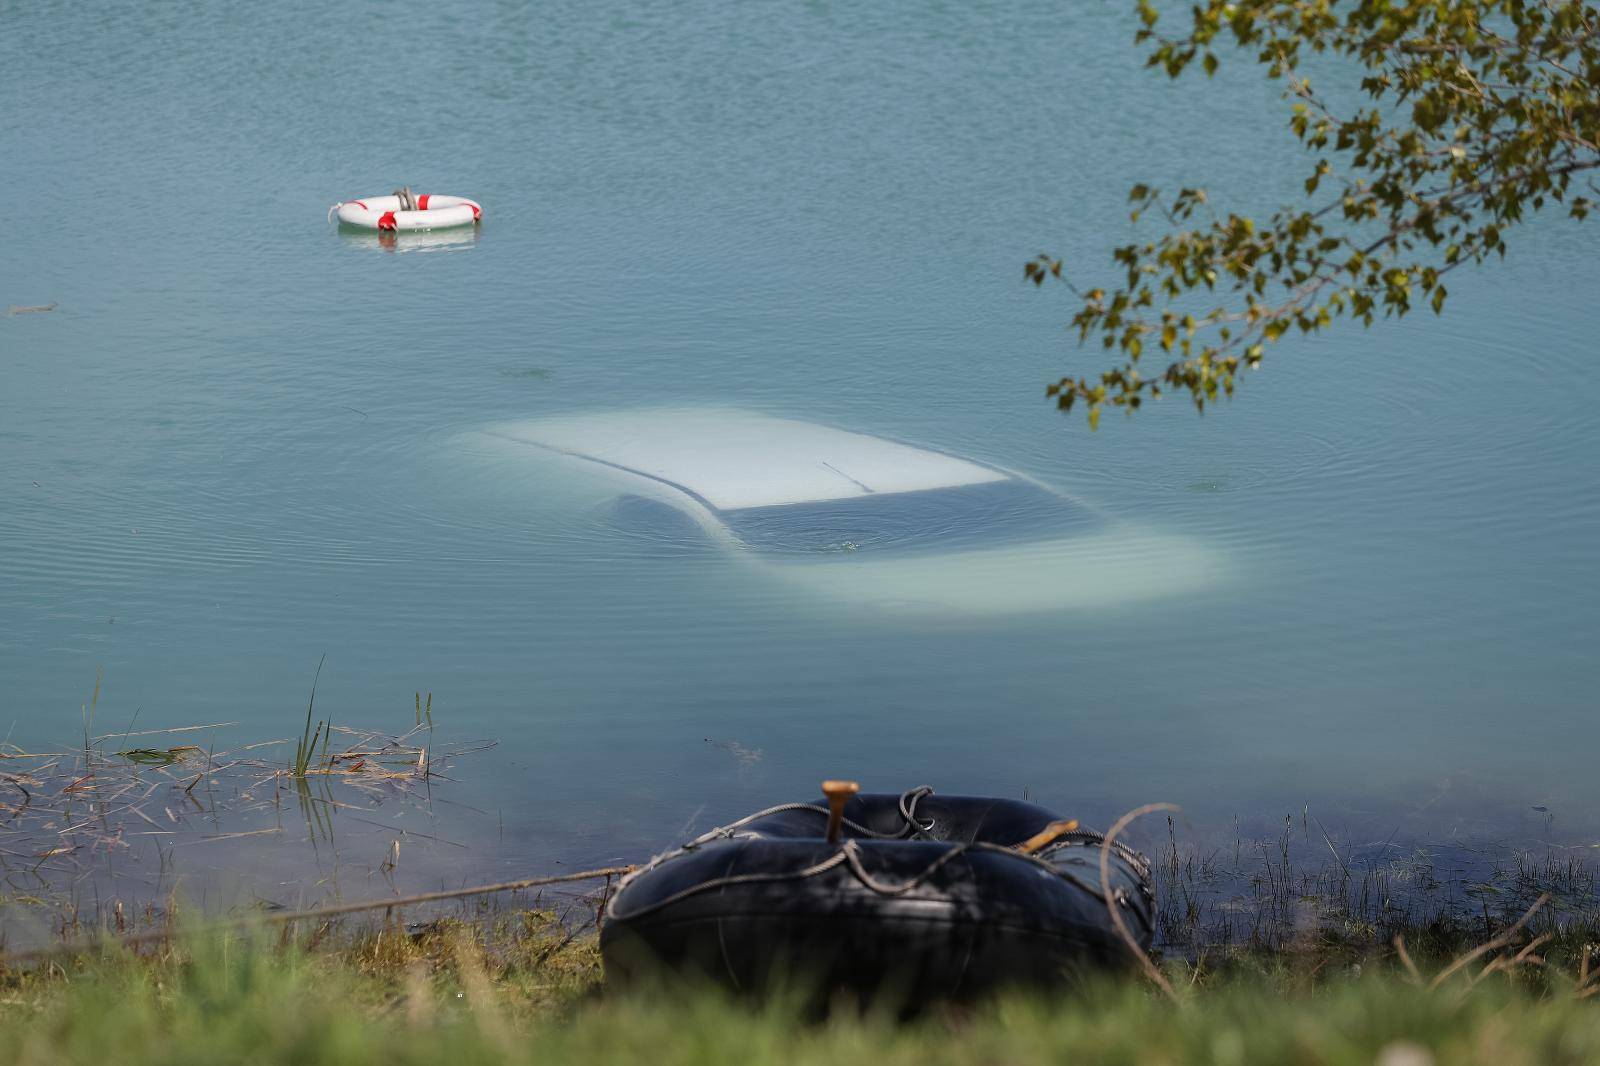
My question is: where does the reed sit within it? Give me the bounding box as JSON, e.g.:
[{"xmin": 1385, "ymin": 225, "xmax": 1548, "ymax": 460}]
[{"xmin": 293, "ymin": 655, "xmax": 329, "ymax": 778}]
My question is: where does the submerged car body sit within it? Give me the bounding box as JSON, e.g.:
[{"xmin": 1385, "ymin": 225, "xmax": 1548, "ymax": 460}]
[{"xmin": 484, "ymin": 408, "xmax": 1222, "ymax": 614}]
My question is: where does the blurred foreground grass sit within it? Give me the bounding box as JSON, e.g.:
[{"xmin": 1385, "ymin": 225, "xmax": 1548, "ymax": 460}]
[{"xmin": 5, "ymin": 909, "xmax": 1600, "ymax": 1066}]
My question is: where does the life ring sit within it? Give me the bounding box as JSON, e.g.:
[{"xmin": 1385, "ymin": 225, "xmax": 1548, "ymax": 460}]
[{"xmin": 329, "ymin": 194, "xmax": 483, "ymax": 232}]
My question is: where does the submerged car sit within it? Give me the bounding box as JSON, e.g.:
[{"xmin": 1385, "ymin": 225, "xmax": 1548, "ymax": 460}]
[{"xmin": 484, "ymin": 408, "xmax": 1222, "ymax": 614}]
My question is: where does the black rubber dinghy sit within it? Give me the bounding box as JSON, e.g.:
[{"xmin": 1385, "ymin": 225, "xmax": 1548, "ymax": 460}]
[{"xmin": 601, "ymin": 787, "xmax": 1155, "ymax": 1003}]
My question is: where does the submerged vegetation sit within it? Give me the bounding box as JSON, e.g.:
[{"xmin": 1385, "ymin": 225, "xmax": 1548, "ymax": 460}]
[{"xmin": 0, "ymin": 678, "xmax": 490, "ymax": 951}]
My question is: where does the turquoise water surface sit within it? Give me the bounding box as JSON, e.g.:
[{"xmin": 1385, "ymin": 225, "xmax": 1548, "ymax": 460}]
[{"xmin": 2, "ymin": 2, "xmax": 1597, "ymax": 905}]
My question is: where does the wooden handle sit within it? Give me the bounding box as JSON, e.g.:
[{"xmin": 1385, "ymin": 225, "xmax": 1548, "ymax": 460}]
[
  {"xmin": 1016, "ymin": 819, "xmax": 1080, "ymax": 855},
  {"xmin": 822, "ymin": 780, "xmax": 860, "ymax": 844}
]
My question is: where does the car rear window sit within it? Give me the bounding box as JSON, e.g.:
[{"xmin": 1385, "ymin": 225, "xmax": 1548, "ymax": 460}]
[{"xmin": 716, "ymin": 478, "xmax": 1104, "ymax": 556}]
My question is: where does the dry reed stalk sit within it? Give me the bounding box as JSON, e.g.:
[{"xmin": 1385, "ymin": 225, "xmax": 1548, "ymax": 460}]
[
  {"xmin": 1101, "ymin": 802, "xmax": 1180, "ymax": 1002},
  {"xmin": 1394, "ymin": 935, "xmax": 1423, "ymax": 985},
  {"xmin": 1429, "ymin": 892, "xmax": 1551, "ymax": 991},
  {"xmin": 1469, "ymin": 932, "xmax": 1551, "ymax": 986},
  {"xmin": 1574, "ymin": 945, "xmax": 1599, "ymax": 1000},
  {"xmin": 451, "ymin": 931, "xmax": 516, "ymax": 1055}
]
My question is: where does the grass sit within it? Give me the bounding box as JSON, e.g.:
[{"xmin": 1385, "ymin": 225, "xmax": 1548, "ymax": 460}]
[
  {"xmin": 4, "ymin": 908, "xmax": 1600, "ymax": 1065},
  {"xmin": 2, "ymin": 801, "xmax": 1598, "ymax": 1064},
  {"xmin": 1145, "ymin": 810, "xmax": 1597, "ymax": 962},
  {"xmin": 7, "ymin": 839, "xmax": 1597, "ymax": 1066}
]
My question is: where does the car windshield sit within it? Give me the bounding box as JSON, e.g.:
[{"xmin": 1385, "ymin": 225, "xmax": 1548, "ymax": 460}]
[{"xmin": 716, "ymin": 478, "xmax": 1103, "ymax": 556}]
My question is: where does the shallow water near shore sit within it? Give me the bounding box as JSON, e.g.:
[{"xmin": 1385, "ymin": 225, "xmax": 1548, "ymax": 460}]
[{"xmin": 2, "ymin": 2, "xmax": 1597, "ymax": 912}]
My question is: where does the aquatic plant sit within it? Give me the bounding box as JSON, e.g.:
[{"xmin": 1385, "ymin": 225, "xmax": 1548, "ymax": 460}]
[{"xmin": 292, "ymin": 655, "xmax": 330, "ymax": 778}]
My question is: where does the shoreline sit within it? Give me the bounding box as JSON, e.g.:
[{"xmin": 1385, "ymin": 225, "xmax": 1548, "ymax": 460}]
[{"xmin": 4, "ymin": 717, "xmax": 1597, "ymax": 961}]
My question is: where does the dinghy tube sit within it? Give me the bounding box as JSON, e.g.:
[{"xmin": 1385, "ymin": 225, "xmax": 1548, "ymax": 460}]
[{"xmin": 600, "ymin": 786, "xmax": 1156, "ymax": 1004}]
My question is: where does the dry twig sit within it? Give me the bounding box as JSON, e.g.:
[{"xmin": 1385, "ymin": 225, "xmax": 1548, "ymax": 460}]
[{"xmin": 1101, "ymin": 802, "xmax": 1180, "ymax": 1002}]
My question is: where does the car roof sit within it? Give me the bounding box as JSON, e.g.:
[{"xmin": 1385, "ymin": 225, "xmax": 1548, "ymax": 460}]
[{"xmin": 491, "ymin": 408, "xmax": 1010, "ymax": 510}]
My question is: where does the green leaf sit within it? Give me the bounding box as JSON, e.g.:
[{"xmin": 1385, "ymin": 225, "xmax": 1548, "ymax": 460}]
[{"xmin": 1038, "ymin": 0, "xmax": 1592, "ymax": 425}]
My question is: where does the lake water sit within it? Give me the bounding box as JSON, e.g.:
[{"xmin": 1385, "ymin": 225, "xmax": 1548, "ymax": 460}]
[{"xmin": 3, "ymin": 2, "xmax": 1597, "ymax": 911}]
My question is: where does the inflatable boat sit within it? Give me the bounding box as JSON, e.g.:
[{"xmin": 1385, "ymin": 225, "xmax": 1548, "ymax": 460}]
[{"xmin": 601, "ymin": 784, "xmax": 1155, "ymax": 1003}]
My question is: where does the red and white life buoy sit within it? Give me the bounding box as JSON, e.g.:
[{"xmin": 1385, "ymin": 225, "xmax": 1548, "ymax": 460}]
[{"xmin": 329, "ymin": 193, "xmax": 483, "ymax": 232}]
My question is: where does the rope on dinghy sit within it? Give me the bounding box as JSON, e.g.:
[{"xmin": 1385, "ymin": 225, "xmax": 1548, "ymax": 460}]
[{"xmin": 606, "ymin": 786, "xmax": 1152, "ymax": 924}]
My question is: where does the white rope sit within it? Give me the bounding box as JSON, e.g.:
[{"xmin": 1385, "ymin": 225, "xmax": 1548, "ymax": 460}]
[
  {"xmin": 607, "ymin": 850, "xmax": 850, "ymax": 922},
  {"xmin": 839, "ymin": 839, "xmax": 969, "ymax": 895}
]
